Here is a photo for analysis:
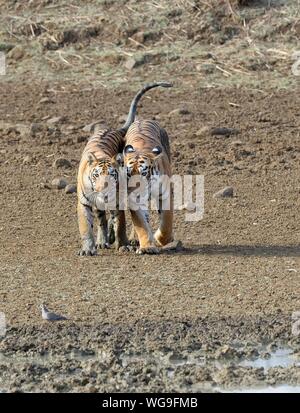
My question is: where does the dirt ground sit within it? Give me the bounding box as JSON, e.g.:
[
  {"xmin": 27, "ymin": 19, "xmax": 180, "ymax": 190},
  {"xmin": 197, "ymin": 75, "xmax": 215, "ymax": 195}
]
[{"xmin": 0, "ymin": 0, "xmax": 299, "ymax": 393}]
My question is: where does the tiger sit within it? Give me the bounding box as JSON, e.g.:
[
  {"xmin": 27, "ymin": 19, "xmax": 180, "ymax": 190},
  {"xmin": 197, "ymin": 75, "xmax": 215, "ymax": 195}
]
[
  {"xmin": 77, "ymin": 82, "xmax": 172, "ymax": 256},
  {"xmin": 123, "ymin": 119, "xmax": 174, "ymax": 255}
]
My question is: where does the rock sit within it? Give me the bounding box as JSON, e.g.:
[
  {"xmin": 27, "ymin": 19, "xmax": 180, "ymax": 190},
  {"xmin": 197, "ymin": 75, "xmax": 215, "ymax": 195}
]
[
  {"xmin": 0, "ymin": 43, "xmax": 14, "ymax": 53},
  {"xmin": 196, "ymin": 63, "xmax": 215, "ymax": 74},
  {"xmin": 123, "ymin": 54, "xmax": 158, "ymax": 69},
  {"xmin": 46, "ymin": 116, "xmax": 67, "ymax": 125},
  {"xmin": 65, "ymin": 125, "xmax": 78, "ymax": 131},
  {"xmin": 168, "ymin": 107, "xmax": 191, "ymax": 117},
  {"xmin": 210, "ymin": 127, "xmax": 239, "ymax": 137},
  {"xmin": 231, "ymin": 140, "xmax": 243, "ymax": 146},
  {"xmin": 0, "ymin": 122, "xmax": 29, "ymax": 137},
  {"xmin": 52, "ymin": 158, "xmax": 72, "ymax": 169},
  {"xmin": 101, "ymin": 53, "xmax": 123, "ymax": 65},
  {"xmin": 215, "ymin": 345, "xmax": 238, "ymax": 360},
  {"xmin": 124, "ymin": 58, "xmax": 139, "ymax": 70},
  {"xmin": 38, "ymin": 97, "xmax": 55, "ymax": 104},
  {"xmin": 51, "ymin": 178, "xmax": 67, "ymax": 190},
  {"xmin": 195, "ymin": 126, "xmax": 210, "ymax": 136},
  {"xmin": 131, "ymin": 31, "xmax": 145, "ymax": 44},
  {"xmin": 12, "ymin": 123, "xmax": 30, "ymax": 137},
  {"xmin": 30, "ymin": 123, "xmax": 44, "ymax": 136},
  {"xmin": 144, "ymin": 52, "xmax": 166, "ymax": 65},
  {"xmin": 23, "ymin": 155, "xmax": 31, "ymax": 164},
  {"xmin": 213, "ymin": 186, "xmax": 234, "ymax": 199},
  {"xmin": 7, "ymin": 46, "xmax": 24, "ymax": 60},
  {"xmin": 65, "ymin": 184, "xmax": 77, "ymax": 194},
  {"xmin": 188, "ymin": 142, "xmax": 195, "ymax": 149}
]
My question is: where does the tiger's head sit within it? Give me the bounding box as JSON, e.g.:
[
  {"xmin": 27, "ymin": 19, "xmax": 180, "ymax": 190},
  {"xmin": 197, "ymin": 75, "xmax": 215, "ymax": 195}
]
[
  {"xmin": 86, "ymin": 153, "xmax": 123, "ymax": 207},
  {"xmin": 123, "ymin": 144, "xmax": 162, "ymax": 179}
]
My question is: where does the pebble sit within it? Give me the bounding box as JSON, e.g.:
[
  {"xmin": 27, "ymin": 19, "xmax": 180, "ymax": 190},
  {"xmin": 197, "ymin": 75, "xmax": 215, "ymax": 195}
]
[
  {"xmin": 51, "ymin": 178, "xmax": 67, "ymax": 190},
  {"xmin": 213, "ymin": 186, "xmax": 234, "ymax": 199},
  {"xmin": 196, "ymin": 63, "xmax": 215, "ymax": 74},
  {"xmin": 47, "ymin": 116, "xmax": 67, "ymax": 125},
  {"xmin": 52, "ymin": 158, "xmax": 72, "ymax": 169},
  {"xmin": 7, "ymin": 46, "xmax": 24, "ymax": 60},
  {"xmin": 210, "ymin": 127, "xmax": 239, "ymax": 137},
  {"xmin": 168, "ymin": 107, "xmax": 191, "ymax": 117},
  {"xmin": 65, "ymin": 184, "xmax": 77, "ymax": 194},
  {"xmin": 131, "ymin": 31, "xmax": 145, "ymax": 44},
  {"xmin": 30, "ymin": 123, "xmax": 44, "ymax": 136},
  {"xmin": 195, "ymin": 126, "xmax": 210, "ymax": 137},
  {"xmin": 23, "ymin": 155, "xmax": 31, "ymax": 164},
  {"xmin": 124, "ymin": 58, "xmax": 139, "ymax": 70},
  {"xmin": 231, "ymin": 140, "xmax": 243, "ymax": 146},
  {"xmin": 38, "ymin": 97, "xmax": 55, "ymax": 104}
]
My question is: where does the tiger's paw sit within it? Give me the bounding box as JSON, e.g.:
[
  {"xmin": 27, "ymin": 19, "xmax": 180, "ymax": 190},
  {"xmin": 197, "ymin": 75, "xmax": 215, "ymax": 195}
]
[
  {"xmin": 78, "ymin": 247, "xmax": 98, "ymax": 256},
  {"xmin": 96, "ymin": 242, "xmax": 111, "ymax": 250},
  {"xmin": 136, "ymin": 246, "xmax": 160, "ymax": 255},
  {"xmin": 118, "ymin": 245, "xmax": 136, "ymax": 253}
]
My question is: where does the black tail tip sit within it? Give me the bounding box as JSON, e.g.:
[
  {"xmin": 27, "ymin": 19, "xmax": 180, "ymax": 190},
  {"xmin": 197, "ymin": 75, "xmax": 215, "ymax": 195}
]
[
  {"xmin": 157, "ymin": 81, "xmax": 173, "ymax": 88},
  {"xmin": 144, "ymin": 81, "xmax": 173, "ymax": 89}
]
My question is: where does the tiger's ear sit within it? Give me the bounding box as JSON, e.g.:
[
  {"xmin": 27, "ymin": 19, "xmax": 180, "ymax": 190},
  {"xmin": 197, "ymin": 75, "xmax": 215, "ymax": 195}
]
[
  {"xmin": 87, "ymin": 152, "xmax": 99, "ymax": 166},
  {"xmin": 111, "ymin": 153, "xmax": 123, "ymax": 167}
]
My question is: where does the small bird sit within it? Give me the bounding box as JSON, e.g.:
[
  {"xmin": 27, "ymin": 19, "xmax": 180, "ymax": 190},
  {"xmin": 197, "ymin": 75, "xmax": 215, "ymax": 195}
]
[{"xmin": 40, "ymin": 304, "xmax": 68, "ymax": 321}]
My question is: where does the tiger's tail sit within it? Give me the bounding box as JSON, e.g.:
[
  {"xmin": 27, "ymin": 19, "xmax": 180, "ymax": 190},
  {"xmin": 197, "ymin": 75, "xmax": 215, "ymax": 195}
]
[{"xmin": 119, "ymin": 82, "xmax": 173, "ymax": 134}]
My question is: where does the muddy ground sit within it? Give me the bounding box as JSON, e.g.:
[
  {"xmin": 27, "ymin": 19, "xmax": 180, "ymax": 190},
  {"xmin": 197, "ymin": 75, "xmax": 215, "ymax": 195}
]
[{"xmin": 0, "ymin": 0, "xmax": 300, "ymax": 392}]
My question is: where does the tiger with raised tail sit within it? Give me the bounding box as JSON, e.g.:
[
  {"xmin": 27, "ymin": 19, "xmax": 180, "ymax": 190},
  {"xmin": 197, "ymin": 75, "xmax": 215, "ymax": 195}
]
[
  {"xmin": 123, "ymin": 118, "xmax": 174, "ymax": 255},
  {"xmin": 77, "ymin": 82, "xmax": 172, "ymax": 256}
]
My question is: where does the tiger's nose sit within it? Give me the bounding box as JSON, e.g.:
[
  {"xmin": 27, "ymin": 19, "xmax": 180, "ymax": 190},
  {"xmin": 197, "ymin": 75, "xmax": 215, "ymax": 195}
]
[{"xmin": 94, "ymin": 176, "xmax": 109, "ymax": 192}]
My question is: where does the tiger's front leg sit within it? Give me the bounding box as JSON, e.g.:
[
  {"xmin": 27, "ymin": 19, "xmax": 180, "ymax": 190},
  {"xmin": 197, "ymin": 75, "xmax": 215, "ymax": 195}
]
[
  {"xmin": 130, "ymin": 209, "xmax": 159, "ymax": 254},
  {"xmin": 154, "ymin": 191, "xmax": 174, "ymax": 247},
  {"xmin": 129, "ymin": 226, "xmax": 139, "ymax": 247},
  {"xmin": 96, "ymin": 210, "xmax": 110, "ymax": 249},
  {"xmin": 109, "ymin": 210, "xmax": 130, "ymax": 250},
  {"xmin": 154, "ymin": 209, "xmax": 174, "ymax": 247},
  {"xmin": 77, "ymin": 201, "xmax": 97, "ymax": 256}
]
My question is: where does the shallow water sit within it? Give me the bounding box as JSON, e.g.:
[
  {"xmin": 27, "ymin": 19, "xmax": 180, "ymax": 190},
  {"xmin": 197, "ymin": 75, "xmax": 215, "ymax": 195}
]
[
  {"xmin": 239, "ymin": 348, "xmax": 299, "ymax": 370},
  {"xmin": 220, "ymin": 385, "xmax": 300, "ymax": 393},
  {"xmin": 0, "ymin": 346, "xmax": 299, "ymax": 393}
]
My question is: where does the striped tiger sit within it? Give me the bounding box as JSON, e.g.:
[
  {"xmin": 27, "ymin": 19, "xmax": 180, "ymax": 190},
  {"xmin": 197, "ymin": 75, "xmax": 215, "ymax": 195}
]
[
  {"xmin": 77, "ymin": 82, "xmax": 172, "ymax": 256},
  {"xmin": 124, "ymin": 119, "xmax": 173, "ymax": 255}
]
